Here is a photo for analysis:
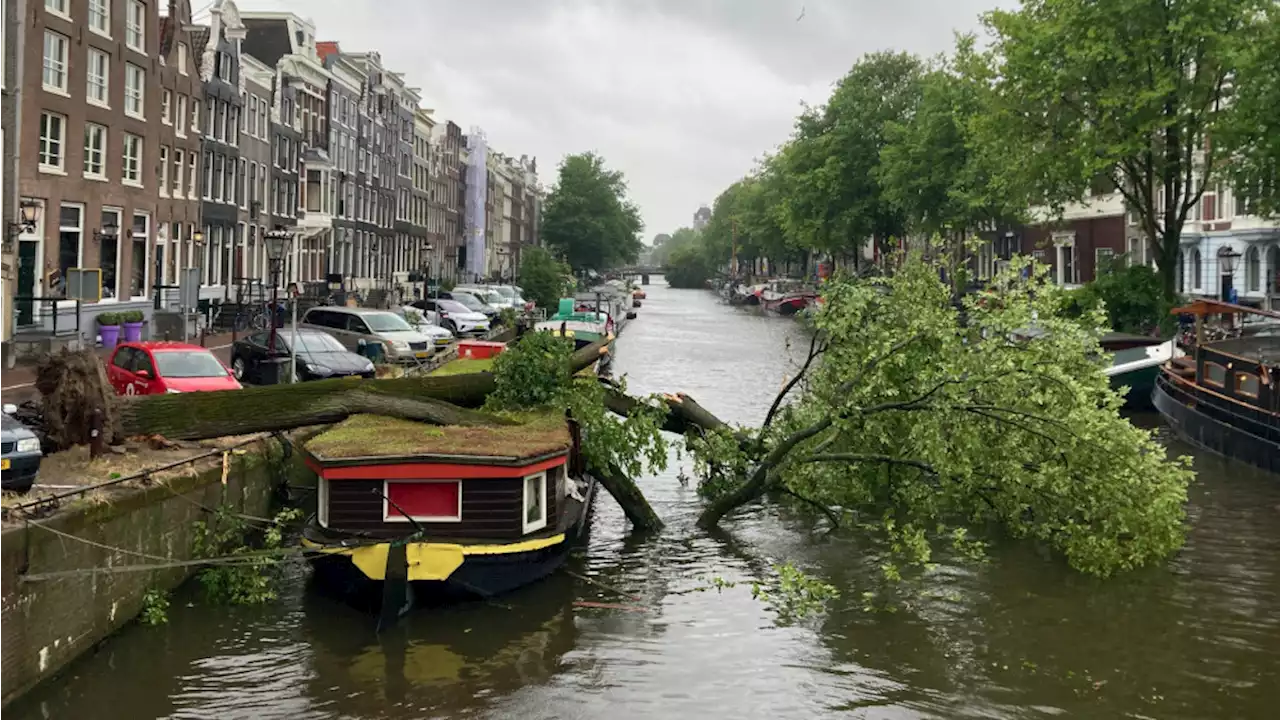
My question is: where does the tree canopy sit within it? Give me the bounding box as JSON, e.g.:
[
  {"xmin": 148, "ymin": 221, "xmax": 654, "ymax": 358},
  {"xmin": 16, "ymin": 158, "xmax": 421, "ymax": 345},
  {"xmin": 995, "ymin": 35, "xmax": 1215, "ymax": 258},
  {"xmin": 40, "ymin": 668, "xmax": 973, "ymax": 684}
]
[
  {"xmin": 516, "ymin": 246, "xmax": 571, "ymax": 311},
  {"xmin": 541, "ymin": 152, "xmax": 644, "ymax": 274}
]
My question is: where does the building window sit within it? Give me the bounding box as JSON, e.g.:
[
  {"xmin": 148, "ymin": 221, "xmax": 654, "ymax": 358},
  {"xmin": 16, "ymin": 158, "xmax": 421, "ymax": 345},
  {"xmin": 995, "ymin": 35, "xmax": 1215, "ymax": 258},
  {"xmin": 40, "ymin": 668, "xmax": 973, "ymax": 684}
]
[
  {"xmin": 159, "ymin": 146, "xmax": 170, "ymax": 196},
  {"xmin": 189, "ymin": 152, "xmax": 198, "ymax": 198},
  {"xmin": 173, "ymin": 148, "xmax": 184, "ymax": 196},
  {"xmin": 88, "ymin": 0, "xmax": 110, "ymax": 35},
  {"xmin": 45, "ymin": 0, "xmax": 69, "ymax": 17},
  {"xmin": 125, "ymin": 63, "xmax": 145, "ymax": 118},
  {"xmin": 83, "ymin": 123, "xmax": 107, "ymax": 178},
  {"xmin": 522, "ymin": 471, "xmax": 547, "ymax": 534},
  {"xmin": 222, "ymin": 156, "xmax": 234, "ymax": 201},
  {"xmin": 1245, "ymin": 246, "xmax": 1261, "ymax": 293},
  {"xmin": 131, "ymin": 212, "xmax": 150, "ymax": 297},
  {"xmin": 1192, "ymin": 249, "xmax": 1202, "ymax": 290},
  {"xmin": 86, "ymin": 48, "xmax": 110, "ymax": 105},
  {"xmin": 176, "ymin": 95, "xmax": 188, "ymax": 137},
  {"xmin": 192, "ymin": 99, "xmax": 201, "ymax": 133},
  {"xmin": 100, "ymin": 208, "xmax": 122, "ymax": 299},
  {"xmin": 122, "ymin": 133, "xmax": 143, "ymax": 185},
  {"xmin": 238, "ymin": 158, "xmax": 247, "ymax": 208},
  {"xmin": 382, "ymin": 480, "xmax": 462, "ymax": 522},
  {"xmin": 43, "ymin": 31, "xmax": 69, "ymax": 93},
  {"xmin": 162, "ymin": 89, "xmax": 172, "ymax": 124},
  {"xmin": 126, "ymin": 0, "xmax": 146, "ymax": 54},
  {"xmin": 38, "ymin": 112, "xmax": 66, "ymax": 172},
  {"xmin": 57, "ymin": 204, "xmax": 83, "ymax": 298},
  {"xmin": 177, "ymin": 43, "xmax": 188, "ymax": 75}
]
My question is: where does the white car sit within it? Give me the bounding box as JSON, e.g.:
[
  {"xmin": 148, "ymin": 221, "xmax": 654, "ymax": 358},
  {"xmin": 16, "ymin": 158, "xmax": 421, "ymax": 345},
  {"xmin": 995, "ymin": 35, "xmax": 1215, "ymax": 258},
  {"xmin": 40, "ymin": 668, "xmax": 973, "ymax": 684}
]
[
  {"xmin": 396, "ymin": 306, "xmax": 455, "ymax": 350},
  {"xmin": 411, "ymin": 298, "xmax": 490, "ymax": 337}
]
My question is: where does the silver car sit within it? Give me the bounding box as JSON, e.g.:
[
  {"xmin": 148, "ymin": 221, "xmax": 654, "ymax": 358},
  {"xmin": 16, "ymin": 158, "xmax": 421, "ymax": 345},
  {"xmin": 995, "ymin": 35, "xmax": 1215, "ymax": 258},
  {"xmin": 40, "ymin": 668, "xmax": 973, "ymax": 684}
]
[
  {"xmin": 2, "ymin": 403, "xmax": 43, "ymax": 494},
  {"xmin": 300, "ymin": 306, "xmax": 440, "ymax": 364}
]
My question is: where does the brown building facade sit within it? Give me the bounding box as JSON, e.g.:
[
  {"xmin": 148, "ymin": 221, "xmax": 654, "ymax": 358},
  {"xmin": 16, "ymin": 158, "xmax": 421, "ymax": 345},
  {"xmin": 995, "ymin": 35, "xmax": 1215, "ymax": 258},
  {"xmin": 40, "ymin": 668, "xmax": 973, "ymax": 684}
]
[
  {"xmin": 155, "ymin": 0, "xmax": 204, "ymax": 296},
  {"xmin": 16, "ymin": 0, "xmax": 164, "ymax": 334}
]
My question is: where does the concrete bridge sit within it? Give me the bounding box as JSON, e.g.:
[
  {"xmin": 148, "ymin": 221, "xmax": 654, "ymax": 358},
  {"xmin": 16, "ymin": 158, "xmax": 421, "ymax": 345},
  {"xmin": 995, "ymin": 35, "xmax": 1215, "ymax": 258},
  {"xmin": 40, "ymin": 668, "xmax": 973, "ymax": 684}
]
[{"xmin": 610, "ymin": 266, "xmax": 663, "ymax": 276}]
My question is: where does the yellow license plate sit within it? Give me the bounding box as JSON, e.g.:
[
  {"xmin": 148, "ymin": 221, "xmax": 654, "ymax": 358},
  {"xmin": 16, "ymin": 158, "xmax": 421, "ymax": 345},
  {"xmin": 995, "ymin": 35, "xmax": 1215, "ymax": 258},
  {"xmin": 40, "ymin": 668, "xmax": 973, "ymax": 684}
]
[
  {"xmin": 415, "ymin": 351, "xmax": 430, "ymax": 358},
  {"xmin": 1, "ymin": 458, "xmax": 10, "ymax": 470},
  {"xmin": 435, "ymin": 339, "xmax": 450, "ymax": 345}
]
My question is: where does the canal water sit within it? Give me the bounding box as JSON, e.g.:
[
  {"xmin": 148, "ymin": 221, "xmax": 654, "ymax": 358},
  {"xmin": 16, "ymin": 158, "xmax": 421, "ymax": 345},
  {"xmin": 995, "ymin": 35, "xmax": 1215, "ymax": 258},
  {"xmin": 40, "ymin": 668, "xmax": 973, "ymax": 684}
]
[{"xmin": 11, "ymin": 281, "xmax": 1279, "ymax": 720}]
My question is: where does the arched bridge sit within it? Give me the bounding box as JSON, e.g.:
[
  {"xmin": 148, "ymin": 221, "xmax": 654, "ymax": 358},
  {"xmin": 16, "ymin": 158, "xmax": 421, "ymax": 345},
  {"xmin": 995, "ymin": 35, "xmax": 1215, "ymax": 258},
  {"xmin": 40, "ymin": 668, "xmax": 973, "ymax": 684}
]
[{"xmin": 611, "ymin": 266, "xmax": 663, "ymax": 276}]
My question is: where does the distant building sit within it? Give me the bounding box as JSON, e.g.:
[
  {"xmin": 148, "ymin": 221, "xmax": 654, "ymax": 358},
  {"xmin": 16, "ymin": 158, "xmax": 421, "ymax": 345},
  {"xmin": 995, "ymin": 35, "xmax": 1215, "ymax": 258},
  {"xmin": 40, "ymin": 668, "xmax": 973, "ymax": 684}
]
[{"xmin": 692, "ymin": 205, "xmax": 711, "ymax": 230}]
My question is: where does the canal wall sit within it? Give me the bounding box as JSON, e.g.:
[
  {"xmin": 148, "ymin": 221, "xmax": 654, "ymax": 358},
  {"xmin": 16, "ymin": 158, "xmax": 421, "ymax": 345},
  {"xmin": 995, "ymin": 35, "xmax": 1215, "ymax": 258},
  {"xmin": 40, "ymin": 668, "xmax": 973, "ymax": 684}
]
[{"xmin": 0, "ymin": 437, "xmax": 286, "ymax": 708}]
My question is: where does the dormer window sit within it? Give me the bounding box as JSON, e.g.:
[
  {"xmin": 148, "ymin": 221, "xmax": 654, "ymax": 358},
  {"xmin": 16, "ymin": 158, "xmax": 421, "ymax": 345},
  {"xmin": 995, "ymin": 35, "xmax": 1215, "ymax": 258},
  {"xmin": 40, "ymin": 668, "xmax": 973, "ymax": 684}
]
[{"xmin": 295, "ymin": 29, "xmax": 304, "ymax": 47}]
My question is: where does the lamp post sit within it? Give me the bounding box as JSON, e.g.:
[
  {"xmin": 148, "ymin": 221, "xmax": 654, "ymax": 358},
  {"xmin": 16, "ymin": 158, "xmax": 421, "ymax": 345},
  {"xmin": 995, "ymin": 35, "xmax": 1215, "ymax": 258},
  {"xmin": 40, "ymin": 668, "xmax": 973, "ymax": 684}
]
[
  {"xmin": 6, "ymin": 199, "xmax": 41, "ymax": 240},
  {"xmin": 1219, "ymin": 246, "xmax": 1241, "ymax": 303},
  {"xmin": 264, "ymin": 229, "xmax": 292, "ymax": 377},
  {"xmin": 420, "ymin": 240, "xmax": 433, "ymax": 300}
]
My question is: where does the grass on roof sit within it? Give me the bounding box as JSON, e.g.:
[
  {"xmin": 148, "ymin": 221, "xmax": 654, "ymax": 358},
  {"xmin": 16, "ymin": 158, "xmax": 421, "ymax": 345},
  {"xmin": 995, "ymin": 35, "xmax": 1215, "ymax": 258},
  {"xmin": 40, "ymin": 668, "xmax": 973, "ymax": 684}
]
[
  {"xmin": 429, "ymin": 357, "xmax": 495, "ymax": 376},
  {"xmin": 306, "ymin": 412, "xmax": 570, "ymax": 460}
]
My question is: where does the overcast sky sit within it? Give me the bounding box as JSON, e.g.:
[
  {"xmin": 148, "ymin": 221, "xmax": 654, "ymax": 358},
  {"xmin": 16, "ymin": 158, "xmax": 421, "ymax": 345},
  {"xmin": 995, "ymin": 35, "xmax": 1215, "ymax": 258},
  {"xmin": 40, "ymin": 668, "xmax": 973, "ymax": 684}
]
[{"xmin": 234, "ymin": 0, "xmax": 1010, "ymax": 242}]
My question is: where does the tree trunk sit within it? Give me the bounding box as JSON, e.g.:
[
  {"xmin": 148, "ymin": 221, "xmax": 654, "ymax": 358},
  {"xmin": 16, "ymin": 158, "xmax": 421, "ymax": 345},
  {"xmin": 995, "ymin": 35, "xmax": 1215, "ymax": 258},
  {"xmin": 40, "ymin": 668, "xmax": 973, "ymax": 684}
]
[
  {"xmin": 589, "ymin": 460, "xmax": 664, "ymax": 531},
  {"xmin": 121, "ymin": 337, "xmax": 615, "ymax": 441},
  {"xmin": 35, "ymin": 348, "xmax": 121, "ymax": 450}
]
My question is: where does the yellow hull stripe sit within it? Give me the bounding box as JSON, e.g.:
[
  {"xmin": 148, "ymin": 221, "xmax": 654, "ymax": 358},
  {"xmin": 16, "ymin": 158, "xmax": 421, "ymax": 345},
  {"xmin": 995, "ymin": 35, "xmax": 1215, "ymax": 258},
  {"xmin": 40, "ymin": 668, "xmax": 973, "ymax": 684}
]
[{"xmin": 301, "ymin": 533, "xmax": 568, "ymax": 582}]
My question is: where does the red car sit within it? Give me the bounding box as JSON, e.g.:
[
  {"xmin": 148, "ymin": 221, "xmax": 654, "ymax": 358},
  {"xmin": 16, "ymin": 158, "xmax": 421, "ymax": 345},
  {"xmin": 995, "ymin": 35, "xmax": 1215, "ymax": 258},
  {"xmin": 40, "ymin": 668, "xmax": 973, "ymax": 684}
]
[{"xmin": 106, "ymin": 342, "xmax": 242, "ymax": 396}]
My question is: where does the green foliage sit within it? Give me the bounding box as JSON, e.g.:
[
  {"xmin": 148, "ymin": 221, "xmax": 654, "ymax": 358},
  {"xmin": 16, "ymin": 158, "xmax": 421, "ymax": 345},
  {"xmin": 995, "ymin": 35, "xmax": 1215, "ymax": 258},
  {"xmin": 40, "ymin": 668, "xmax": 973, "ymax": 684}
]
[
  {"xmin": 691, "ymin": 254, "xmax": 1193, "ymax": 577},
  {"xmin": 485, "ymin": 332, "xmax": 668, "ymax": 478},
  {"xmin": 140, "ymin": 588, "xmax": 170, "ymax": 626},
  {"xmin": 96, "ymin": 312, "xmax": 122, "ymax": 326},
  {"xmin": 517, "ymin": 246, "xmax": 571, "ymax": 310},
  {"xmin": 121, "ymin": 310, "xmax": 145, "ymax": 323},
  {"xmin": 681, "ymin": 563, "xmax": 840, "ymax": 623},
  {"xmin": 541, "ymin": 152, "xmax": 644, "ymax": 273},
  {"xmin": 978, "ymin": 0, "xmax": 1270, "ymax": 299},
  {"xmin": 498, "ymin": 306, "xmax": 518, "ymax": 328},
  {"xmin": 665, "ymin": 242, "xmax": 716, "ymax": 289},
  {"xmin": 192, "ymin": 506, "xmax": 304, "ymax": 605},
  {"xmin": 1062, "ymin": 262, "xmax": 1175, "ymax": 335},
  {"xmin": 1221, "ymin": 3, "xmax": 1280, "ymax": 218}
]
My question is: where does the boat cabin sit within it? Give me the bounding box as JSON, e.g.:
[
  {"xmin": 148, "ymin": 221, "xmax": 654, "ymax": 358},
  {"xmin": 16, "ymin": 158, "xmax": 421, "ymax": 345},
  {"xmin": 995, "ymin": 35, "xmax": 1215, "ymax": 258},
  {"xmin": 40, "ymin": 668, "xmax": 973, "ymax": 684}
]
[{"xmin": 302, "ymin": 413, "xmax": 580, "ymax": 541}]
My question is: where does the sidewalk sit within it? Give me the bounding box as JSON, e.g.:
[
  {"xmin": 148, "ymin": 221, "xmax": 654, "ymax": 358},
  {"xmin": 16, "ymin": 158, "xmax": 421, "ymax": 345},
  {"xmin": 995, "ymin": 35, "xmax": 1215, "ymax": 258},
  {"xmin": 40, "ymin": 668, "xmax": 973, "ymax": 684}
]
[{"xmin": 1, "ymin": 331, "xmax": 239, "ymax": 399}]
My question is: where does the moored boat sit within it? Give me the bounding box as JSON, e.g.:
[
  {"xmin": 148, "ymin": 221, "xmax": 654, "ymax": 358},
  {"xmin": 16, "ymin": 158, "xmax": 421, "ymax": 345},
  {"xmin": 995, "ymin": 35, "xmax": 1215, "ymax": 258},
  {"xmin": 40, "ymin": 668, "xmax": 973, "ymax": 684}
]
[
  {"xmin": 300, "ymin": 410, "xmax": 598, "ymax": 627},
  {"xmin": 1101, "ymin": 334, "xmax": 1180, "ymax": 410},
  {"xmin": 1152, "ymin": 300, "xmax": 1280, "ymax": 474},
  {"xmin": 535, "ymin": 298, "xmax": 614, "ymax": 351}
]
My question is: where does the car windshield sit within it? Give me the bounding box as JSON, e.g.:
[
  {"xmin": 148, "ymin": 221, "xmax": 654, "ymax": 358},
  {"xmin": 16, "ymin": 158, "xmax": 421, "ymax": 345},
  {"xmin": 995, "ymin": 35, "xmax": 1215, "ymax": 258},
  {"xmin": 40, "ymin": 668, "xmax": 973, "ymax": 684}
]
[
  {"xmin": 438, "ymin": 299, "xmax": 471, "ymax": 314},
  {"xmin": 283, "ymin": 331, "xmax": 347, "ymax": 353},
  {"xmin": 363, "ymin": 312, "xmax": 414, "ymax": 332},
  {"xmin": 451, "ymin": 293, "xmax": 487, "ymax": 311},
  {"xmin": 493, "ymin": 286, "xmax": 517, "ymax": 298},
  {"xmin": 154, "ymin": 351, "xmax": 229, "ymax": 378}
]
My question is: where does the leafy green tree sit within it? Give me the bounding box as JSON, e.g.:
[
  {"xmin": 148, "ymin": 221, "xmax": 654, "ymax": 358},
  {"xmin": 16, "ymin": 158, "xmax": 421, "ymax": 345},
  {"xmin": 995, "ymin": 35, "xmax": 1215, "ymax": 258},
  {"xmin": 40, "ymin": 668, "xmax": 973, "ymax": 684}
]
[
  {"xmin": 1062, "ymin": 261, "xmax": 1174, "ymax": 336},
  {"xmin": 979, "ymin": 0, "xmax": 1270, "ymax": 301},
  {"xmin": 517, "ymin": 246, "xmax": 571, "ymax": 311},
  {"xmin": 773, "ymin": 52, "xmax": 925, "ymax": 259},
  {"xmin": 650, "ymin": 227, "xmax": 700, "ymax": 268},
  {"xmin": 689, "ymin": 254, "xmax": 1193, "ymax": 577},
  {"xmin": 664, "ymin": 242, "xmax": 716, "ymax": 289},
  {"xmin": 541, "ymin": 152, "xmax": 644, "ymax": 273},
  {"xmin": 1222, "ymin": 3, "xmax": 1280, "ymax": 218}
]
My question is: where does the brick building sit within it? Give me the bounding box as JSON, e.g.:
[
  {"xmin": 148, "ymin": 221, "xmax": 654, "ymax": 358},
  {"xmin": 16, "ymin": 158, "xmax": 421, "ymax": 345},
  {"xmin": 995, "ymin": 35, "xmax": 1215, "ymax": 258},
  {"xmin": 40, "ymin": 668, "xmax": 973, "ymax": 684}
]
[{"xmin": 155, "ymin": 0, "xmax": 204, "ymax": 299}]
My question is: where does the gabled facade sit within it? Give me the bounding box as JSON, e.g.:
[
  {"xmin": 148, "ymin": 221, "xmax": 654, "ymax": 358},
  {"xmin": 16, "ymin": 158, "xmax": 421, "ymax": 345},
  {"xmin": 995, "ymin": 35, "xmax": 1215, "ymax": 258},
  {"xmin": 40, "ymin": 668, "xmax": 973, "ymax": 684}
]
[
  {"xmin": 156, "ymin": 0, "xmax": 205, "ymax": 303},
  {"xmin": 236, "ymin": 51, "xmax": 274, "ymax": 294}
]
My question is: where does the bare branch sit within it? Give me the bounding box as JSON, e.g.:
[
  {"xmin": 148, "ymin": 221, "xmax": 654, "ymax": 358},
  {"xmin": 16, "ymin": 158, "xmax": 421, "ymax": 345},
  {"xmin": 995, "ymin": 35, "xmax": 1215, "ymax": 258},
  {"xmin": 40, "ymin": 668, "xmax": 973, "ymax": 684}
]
[
  {"xmin": 763, "ymin": 331, "xmax": 827, "ymax": 430},
  {"xmin": 777, "ymin": 486, "xmax": 842, "ymax": 529},
  {"xmin": 800, "ymin": 453, "xmax": 939, "ymax": 476}
]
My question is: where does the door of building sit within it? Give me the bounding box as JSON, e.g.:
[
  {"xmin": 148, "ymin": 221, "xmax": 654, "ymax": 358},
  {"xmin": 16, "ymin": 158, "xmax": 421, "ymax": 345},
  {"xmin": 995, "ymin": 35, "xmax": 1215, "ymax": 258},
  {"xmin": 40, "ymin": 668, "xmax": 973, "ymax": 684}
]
[{"xmin": 16, "ymin": 240, "xmax": 38, "ymax": 326}]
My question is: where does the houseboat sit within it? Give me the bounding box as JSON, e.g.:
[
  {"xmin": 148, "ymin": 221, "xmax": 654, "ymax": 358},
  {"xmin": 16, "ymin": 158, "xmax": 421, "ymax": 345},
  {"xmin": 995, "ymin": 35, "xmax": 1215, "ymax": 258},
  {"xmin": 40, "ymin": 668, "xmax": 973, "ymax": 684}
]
[
  {"xmin": 1100, "ymin": 333, "xmax": 1180, "ymax": 410},
  {"xmin": 300, "ymin": 410, "xmax": 597, "ymax": 627},
  {"xmin": 1153, "ymin": 300, "xmax": 1280, "ymax": 474},
  {"xmin": 535, "ymin": 298, "xmax": 614, "ymax": 351},
  {"xmin": 759, "ymin": 281, "xmax": 818, "ymax": 316}
]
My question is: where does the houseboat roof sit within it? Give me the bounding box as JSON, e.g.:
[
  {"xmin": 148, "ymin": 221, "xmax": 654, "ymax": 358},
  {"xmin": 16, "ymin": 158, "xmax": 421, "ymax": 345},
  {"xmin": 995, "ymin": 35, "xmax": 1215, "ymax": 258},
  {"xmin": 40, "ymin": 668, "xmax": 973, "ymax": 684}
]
[
  {"xmin": 1204, "ymin": 336, "xmax": 1280, "ymax": 366},
  {"xmin": 304, "ymin": 413, "xmax": 572, "ymax": 465}
]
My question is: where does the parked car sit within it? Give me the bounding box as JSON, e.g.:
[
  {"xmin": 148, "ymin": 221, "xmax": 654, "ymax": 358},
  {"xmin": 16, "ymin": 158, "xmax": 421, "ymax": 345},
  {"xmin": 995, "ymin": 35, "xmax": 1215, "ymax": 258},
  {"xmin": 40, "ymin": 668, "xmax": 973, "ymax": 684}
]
[
  {"xmin": 491, "ymin": 284, "xmax": 532, "ymax": 310},
  {"xmin": 230, "ymin": 327, "xmax": 376, "ymax": 384},
  {"xmin": 456, "ymin": 285, "xmax": 519, "ymax": 310},
  {"xmin": 439, "ymin": 291, "xmax": 501, "ymax": 323},
  {"xmin": 2, "ymin": 404, "xmax": 42, "ymax": 494},
  {"xmin": 396, "ymin": 307, "xmax": 455, "ymax": 348},
  {"xmin": 106, "ymin": 342, "xmax": 242, "ymax": 396},
  {"xmin": 299, "ymin": 306, "xmax": 440, "ymax": 364},
  {"xmin": 410, "ymin": 298, "xmax": 490, "ymax": 337}
]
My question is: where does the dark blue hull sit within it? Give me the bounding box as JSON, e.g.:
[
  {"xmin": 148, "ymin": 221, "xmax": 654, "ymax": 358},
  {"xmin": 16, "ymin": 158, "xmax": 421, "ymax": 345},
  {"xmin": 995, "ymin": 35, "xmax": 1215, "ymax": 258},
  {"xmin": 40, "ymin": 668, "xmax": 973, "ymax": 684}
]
[{"xmin": 1153, "ymin": 374, "xmax": 1280, "ymax": 474}]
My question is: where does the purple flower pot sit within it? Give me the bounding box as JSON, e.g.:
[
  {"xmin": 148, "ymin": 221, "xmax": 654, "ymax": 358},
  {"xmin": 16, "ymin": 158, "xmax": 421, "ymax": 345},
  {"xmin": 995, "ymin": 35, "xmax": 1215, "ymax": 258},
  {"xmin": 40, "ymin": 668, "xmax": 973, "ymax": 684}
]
[
  {"xmin": 99, "ymin": 324, "xmax": 121, "ymax": 349},
  {"xmin": 123, "ymin": 321, "xmax": 144, "ymax": 343}
]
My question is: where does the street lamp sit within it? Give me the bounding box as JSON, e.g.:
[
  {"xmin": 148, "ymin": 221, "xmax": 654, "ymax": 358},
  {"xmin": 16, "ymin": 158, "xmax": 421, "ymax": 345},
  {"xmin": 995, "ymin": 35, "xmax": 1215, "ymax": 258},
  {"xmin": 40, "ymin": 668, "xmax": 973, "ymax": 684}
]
[
  {"xmin": 1218, "ymin": 246, "xmax": 1241, "ymax": 302},
  {"xmin": 420, "ymin": 240, "xmax": 433, "ymax": 299},
  {"xmin": 5, "ymin": 199, "xmax": 42, "ymax": 250},
  {"xmin": 264, "ymin": 229, "xmax": 293, "ymax": 369}
]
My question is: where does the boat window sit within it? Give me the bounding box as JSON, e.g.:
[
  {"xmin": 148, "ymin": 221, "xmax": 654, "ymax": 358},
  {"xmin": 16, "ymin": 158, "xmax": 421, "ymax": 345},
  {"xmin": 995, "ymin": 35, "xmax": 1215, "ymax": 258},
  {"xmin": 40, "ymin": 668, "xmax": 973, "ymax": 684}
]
[
  {"xmin": 384, "ymin": 480, "xmax": 461, "ymax": 522},
  {"xmin": 1203, "ymin": 362, "xmax": 1227, "ymax": 387},
  {"xmin": 1235, "ymin": 372, "xmax": 1260, "ymax": 398},
  {"xmin": 523, "ymin": 471, "xmax": 548, "ymax": 534}
]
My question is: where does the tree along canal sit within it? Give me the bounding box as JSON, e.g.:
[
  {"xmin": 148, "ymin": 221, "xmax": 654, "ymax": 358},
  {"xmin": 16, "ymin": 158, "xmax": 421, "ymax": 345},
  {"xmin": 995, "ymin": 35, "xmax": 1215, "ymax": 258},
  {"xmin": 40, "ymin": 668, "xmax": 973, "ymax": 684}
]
[{"xmin": 10, "ymin": 281, "xmax": 1279, "ymax": 720}]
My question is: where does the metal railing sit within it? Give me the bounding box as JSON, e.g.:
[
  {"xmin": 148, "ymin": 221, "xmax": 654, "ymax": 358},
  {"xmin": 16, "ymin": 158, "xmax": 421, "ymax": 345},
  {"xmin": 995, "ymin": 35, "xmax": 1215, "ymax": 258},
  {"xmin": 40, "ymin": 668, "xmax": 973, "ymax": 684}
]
[{"xmin": 11, "ymin": 296, "xmax": 80, "ymax": 338}]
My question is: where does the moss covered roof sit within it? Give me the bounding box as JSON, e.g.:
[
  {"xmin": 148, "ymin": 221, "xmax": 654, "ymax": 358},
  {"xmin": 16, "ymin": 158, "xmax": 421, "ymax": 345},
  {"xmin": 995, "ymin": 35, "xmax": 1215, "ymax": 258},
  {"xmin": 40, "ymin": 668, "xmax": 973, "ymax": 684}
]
[
  {"xmin": 305, "ymin": 412, "xmax": 570, "ymax": 461},
  {"xmin": 428, "ymin": 357, "xmax": 495, "ymax": 376}
]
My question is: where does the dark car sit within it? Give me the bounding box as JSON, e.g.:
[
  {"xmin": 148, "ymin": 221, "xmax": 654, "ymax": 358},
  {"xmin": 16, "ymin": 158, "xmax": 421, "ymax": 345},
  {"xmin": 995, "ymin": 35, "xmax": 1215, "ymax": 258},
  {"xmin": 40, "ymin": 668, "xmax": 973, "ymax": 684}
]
[
  {"xmin": 229, "ymin": 327, "xmax": 376, "ymax": 384},
  {"xmin": 2, "ymin": 404, "xmax": 43, "ymax": 494},
  {"xmin": 440, "ymin": 291, "xmax": 501, "ymax": 323}
]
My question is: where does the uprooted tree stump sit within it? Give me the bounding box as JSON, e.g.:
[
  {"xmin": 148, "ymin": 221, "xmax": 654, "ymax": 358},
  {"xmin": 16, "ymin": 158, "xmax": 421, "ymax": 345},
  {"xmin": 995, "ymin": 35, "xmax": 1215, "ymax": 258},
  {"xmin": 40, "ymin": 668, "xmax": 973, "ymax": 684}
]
[{"xmin": 34, "ymin": 348, "xmax": 120, "ymax": 451}]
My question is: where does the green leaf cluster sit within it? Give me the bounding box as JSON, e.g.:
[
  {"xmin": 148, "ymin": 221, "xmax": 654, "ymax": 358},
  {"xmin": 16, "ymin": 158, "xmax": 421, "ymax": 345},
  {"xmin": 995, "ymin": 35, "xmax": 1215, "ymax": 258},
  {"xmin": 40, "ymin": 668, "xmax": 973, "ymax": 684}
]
[
  {"xmin": 1061, "ymin": 261, "xmax": 1174, "ymax": 335},
  {"xmin": 541, "ymin": 152, "xmax": 644, "ymax": 274},
  {"xmin": 517, "ymin": 246, "xmax": 572, "ymax": 311}
]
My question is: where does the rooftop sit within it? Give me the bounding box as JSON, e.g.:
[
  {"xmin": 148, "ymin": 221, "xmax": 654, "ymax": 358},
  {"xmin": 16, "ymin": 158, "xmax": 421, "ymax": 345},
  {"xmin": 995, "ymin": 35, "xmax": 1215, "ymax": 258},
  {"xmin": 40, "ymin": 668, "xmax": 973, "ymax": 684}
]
[{"xmin": 305, "ymin": 412, "xmax": 571, "ymax": 462}]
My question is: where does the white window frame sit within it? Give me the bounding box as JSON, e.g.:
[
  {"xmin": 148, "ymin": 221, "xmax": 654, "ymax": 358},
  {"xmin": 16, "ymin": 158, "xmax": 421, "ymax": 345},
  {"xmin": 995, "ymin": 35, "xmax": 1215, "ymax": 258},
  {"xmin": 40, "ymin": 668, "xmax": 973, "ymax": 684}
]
[
  {"xmin": 188, "ymin": 152, "xmax": 198, "ymax": 198},
  {"xmin": 173, "ymin": 148, "xmax": 185, "ymax": 197},
  {"xmin": 381, "ymin": 480, "xmax": 463, "ymax": 523},
  {"xmin": 1053, "ymin": 232, "xmax": 1078, "ymax": 287},
  {"xmin": 522, "ymin": 471, "xmax": 548, "ymax": 534},
  {"xmin": 177, "ymin": 43, "xmax": 188, "ymax": 75},
  {"xmin": 43, "ymin": 30, "xmax": 69, "ymax": 94},
  {"xmin": 162, "ymin": 89, "xmax": 172, "ymax": 124},
  {"xmin": 124, "ymin": 62, "xmax": 145, "ymax": 119},
  {"xmin": 86, "ymin": 48, "xmax": 110, "ymax": 107},
  {"xmin": 159, "ymin": 145, "xmax": 170, "ymax": 197},
  {"xmin": 122, "ymin": 132, "xmax": 143, "ymax": 186},
  {"xmin": 100, "ymin": 207, "xmax": 124, "ymax": 300},
  {"xmin": 126, "ymin": 0, "xmax": 146, "ymax": 54},
  {"xmin": 192, "ymin": 99, "xmax": 202, "ymax": 133},
  {"xmin": 88, "ymin": 0, "xmax": 111, "ymax": 36},
  {"xmin": 45, "ymin": 0, "xmax": 70, "ymax": 21},
  {"xmin": 130, "ymin": 211, "xmax": 151, "ymax": 299},
  {"xmin": 83, "ymin": 123, "xmax": 107, "ymax": 180},
  {"xmin": 317, "ymin": 477, "xmax": 330, "ymax": 527},
  {"xmin": 38, "ymin": 111, "xmax": 67, "ymax": 173}
]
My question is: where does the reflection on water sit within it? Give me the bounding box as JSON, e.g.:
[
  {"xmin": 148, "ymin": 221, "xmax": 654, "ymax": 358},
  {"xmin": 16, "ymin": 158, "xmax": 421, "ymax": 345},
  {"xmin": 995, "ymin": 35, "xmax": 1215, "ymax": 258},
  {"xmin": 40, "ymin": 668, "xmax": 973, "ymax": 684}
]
[{"xmin": 9, "ymin": 280, "xmax": 1280, "ymax": 720}]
